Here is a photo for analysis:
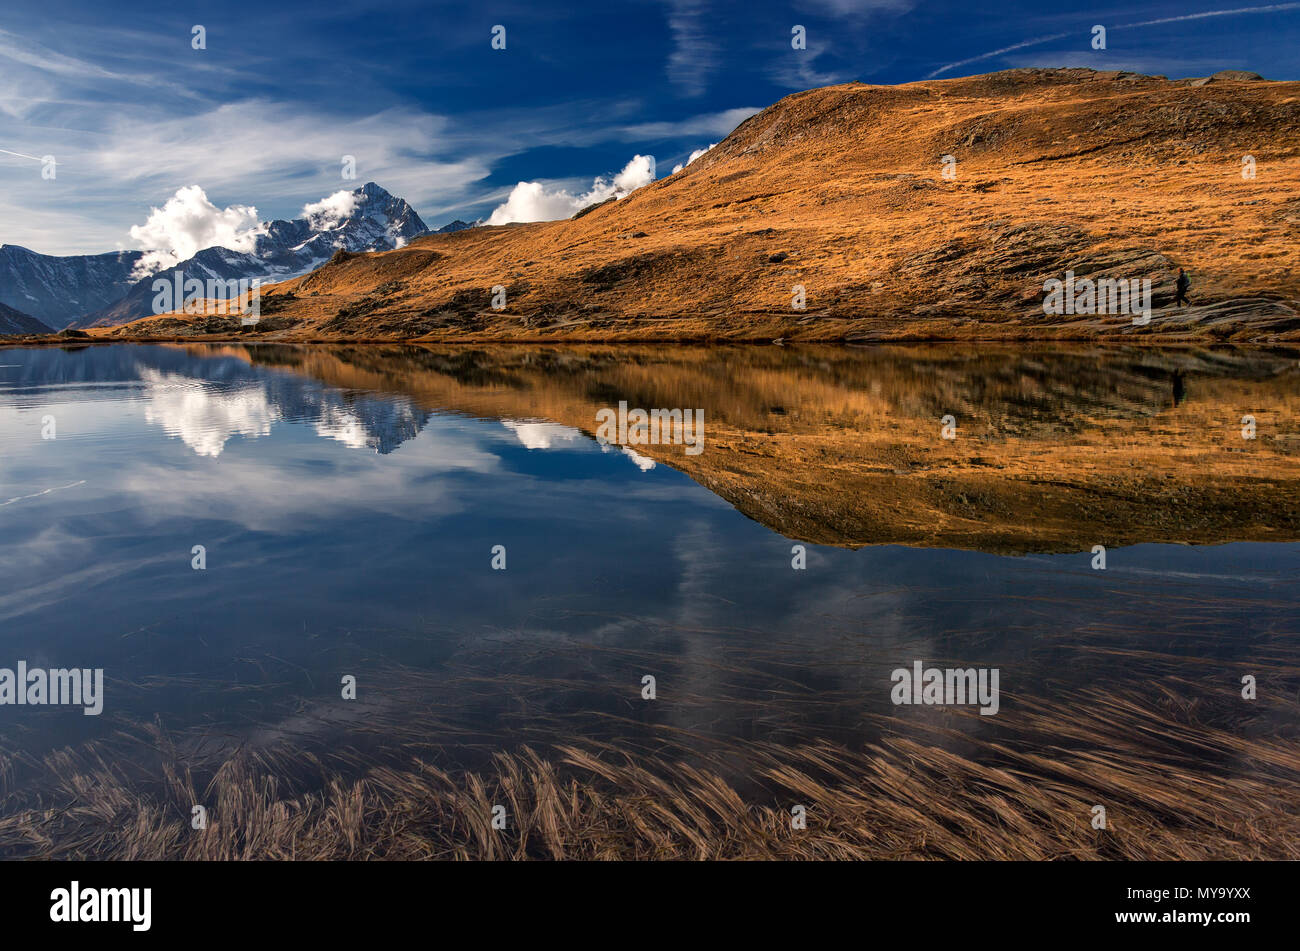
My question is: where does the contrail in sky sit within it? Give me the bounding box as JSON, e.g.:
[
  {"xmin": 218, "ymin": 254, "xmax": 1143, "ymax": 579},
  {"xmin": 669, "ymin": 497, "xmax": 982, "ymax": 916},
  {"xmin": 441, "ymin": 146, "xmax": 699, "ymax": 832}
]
[
  {"xmin": 926, "ymin": 3, "xmax": 1300, "ymax": 78},
  {"xmin": 0, "ymin": 147, "xmax": 44, "ymax": 162}
]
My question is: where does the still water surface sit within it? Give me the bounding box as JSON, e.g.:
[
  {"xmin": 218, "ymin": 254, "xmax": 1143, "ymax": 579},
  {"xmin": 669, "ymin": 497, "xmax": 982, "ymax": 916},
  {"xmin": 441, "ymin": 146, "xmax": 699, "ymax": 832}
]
[{"xmin": 0, "ymin": 343, "xmax": 1296, "ymax": 798}]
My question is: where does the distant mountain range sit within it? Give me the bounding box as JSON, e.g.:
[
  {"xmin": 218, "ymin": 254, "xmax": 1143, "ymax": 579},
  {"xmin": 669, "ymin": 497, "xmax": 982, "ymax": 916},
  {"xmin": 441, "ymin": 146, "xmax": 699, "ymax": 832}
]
[
  {"xmin": 0, "ymin": 247, "xmax": 146, "ymax": 330},
  {"xmin": 0, "ymin": 183, "xmax": 472, "ymax": 332},
  {"xmin": 0, "ymin": 300, "xmax": 52, "ymax": 335}
]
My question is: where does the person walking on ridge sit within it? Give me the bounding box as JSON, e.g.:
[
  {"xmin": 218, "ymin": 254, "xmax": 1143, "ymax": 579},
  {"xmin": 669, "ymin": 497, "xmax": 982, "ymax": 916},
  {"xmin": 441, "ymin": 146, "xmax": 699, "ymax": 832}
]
[{"xmin": 1175, "ymin": 268, "xmax": 1191, "ymax": 307}]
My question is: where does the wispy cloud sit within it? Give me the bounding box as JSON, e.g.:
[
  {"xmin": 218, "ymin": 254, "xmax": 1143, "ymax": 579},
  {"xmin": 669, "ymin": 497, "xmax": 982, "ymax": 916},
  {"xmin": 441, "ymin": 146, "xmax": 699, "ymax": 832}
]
[
  {"xmin": 926, "ymin": 4, "xmax": 1300, "ymax": 78},
  {"xmin": 0, "ymin": 25, "xmax": 206, "ymax": 119},
  {"xmin": 1, "ymin": 97, "xmax": 492, "ymax": 253},
  {"xmin": 926, "ymin": 32, "xmax": 1072, "ymax": 79},
  {"xmin": 1117, "ymin": 3, "xmax": 1300, "ymax": 29},
  {"xmin": 768, "ymin": 42, "xmax": 852, "ymax": 90},
  {"xmin": 618, "ymin": 106, "xmax": 762, "ymax": 139},
  {"xmin": 798, "ymin": 0, "xmax": 916, "ymax": 14},
  {"xmin": 665, "ymin": 0, "xmax": 719, "ymax": 96}
]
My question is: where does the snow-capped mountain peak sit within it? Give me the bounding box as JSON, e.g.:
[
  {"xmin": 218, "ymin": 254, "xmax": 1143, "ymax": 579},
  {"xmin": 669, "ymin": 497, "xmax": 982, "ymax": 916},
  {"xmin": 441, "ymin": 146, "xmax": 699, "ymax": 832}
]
[
  {"xmin": 253, "ymin": 182, "xmax": 428, "ymax": 270},
  {"xmin": 32, "ymin": 184, "xmax": 430, "ymax": 329},
  {"xmin": 0, "ymin": 183, "xmax": 466, "ymax": 332}
]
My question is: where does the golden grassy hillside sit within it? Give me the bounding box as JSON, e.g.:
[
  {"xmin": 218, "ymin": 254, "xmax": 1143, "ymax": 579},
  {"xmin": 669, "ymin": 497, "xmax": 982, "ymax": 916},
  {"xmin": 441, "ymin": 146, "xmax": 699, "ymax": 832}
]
[{"xmin": 97, "ymin": 67, "xmax": 1300, "ymax": 344}]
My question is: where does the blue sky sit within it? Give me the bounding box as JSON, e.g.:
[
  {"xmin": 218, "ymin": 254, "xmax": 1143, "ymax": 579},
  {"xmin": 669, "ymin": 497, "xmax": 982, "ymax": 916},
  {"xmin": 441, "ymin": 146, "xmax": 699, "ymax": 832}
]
[{"xmin": 2, "ymin": 0, "xmax": 1298, "ymax": 255}]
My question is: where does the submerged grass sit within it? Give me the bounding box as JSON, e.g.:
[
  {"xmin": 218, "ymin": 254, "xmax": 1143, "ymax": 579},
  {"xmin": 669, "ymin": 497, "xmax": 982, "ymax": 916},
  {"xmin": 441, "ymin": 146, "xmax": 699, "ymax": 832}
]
[
  {"xmin": 1, "ymin": 665, "xmax": 1296, "ymax": 859},
  {"xmin": 1, "ymin": 576, "xmax": 1296, "ymax": 860},
  {"xmin": 0, "ymin": 703, "xmax": 1295, "ymax": 860}
]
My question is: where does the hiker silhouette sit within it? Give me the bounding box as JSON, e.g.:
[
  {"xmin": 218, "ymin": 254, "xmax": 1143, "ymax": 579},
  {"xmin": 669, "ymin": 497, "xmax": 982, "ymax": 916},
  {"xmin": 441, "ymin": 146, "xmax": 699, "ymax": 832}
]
[{"xmin": 1175, "ymin": 268, "xmax": 1191, "ymax": 307}]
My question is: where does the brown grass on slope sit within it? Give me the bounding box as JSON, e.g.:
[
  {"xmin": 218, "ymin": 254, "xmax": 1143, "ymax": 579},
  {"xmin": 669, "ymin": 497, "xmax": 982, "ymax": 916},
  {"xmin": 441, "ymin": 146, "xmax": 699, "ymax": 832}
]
[{"xmin": 97, "ymin": 67, "xmax": 1300, "ymax": 344}]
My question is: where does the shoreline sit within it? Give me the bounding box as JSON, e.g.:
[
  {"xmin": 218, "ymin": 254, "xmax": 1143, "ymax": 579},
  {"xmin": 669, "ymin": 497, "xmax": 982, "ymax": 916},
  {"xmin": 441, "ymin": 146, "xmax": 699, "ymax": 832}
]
[{"xmin": 8, "ymin": 330, "xmax": 1300, "ymax": 348}]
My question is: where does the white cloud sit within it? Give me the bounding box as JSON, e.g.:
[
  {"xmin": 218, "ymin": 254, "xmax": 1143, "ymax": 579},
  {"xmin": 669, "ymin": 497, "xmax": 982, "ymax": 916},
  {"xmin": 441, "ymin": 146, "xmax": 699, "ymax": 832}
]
[
  {"xmin": 598, "ymin": 442, "xmax": 657, "ymax": 471},
  {"xmin": 672, "ymin": 142, "xmax": 715, "ymax": 173},
  {"xmin": 487, "ymin": 182, "xmax": 584, "ymax": 226},
  {"xmin": 127, "ymin": 185, "xmax": 266, "ymax": 277},
  {"xmin": 140, "ymin": 369, "xmax": 278, "ymax": 457},
  {"xmin": 487, "ymin": 154, "xmax": 657, "ymax": 225},
  {"xmin": 612, "ymin": 154, "xmax": 657, "ymax": 192},
  {"xmin": 116, "ymin": 417, "xmax": 497, "ymax": 534},
  {"xmin": 300, "ymin": 189, "xmax": 358, "ymax": 232},
  {"xmin": 501, "ymin": 420, "xmax": 585, "ymax": 449},
  {"xmin": 621, "ymin": 447, "xmax": 657, "ymax": 471},
  {"xmin": 301, "ymin": 189, "xmax": 358, "ymax": 230}
]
